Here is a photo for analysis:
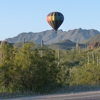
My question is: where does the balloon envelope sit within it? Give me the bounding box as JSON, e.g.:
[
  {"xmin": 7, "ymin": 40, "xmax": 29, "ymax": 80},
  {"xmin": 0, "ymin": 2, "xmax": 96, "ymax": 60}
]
[{"xmin": 46, "ymin": 12, "xmax": 64, "ymax": 33}]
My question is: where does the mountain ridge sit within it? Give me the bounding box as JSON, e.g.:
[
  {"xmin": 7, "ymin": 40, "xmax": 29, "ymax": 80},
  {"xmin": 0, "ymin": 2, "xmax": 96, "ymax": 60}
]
[
  {"xmin": 5, "ymin": 28, "xmax": 100, "ymax": 44},
  {"xmin": 82, "ymin": 34, "xmax": 100, "ymax": 44}
]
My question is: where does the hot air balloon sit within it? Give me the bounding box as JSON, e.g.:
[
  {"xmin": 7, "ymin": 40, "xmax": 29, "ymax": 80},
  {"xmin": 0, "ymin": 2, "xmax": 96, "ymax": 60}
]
[{"xmin": 46, "ymin": 12, "xmax": 64, "ymax": 33}]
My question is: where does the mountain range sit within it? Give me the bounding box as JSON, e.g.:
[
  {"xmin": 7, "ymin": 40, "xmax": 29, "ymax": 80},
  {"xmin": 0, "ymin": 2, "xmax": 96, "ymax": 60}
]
[
  {"xmin": 81, "ymin": 34, "xmax": 100, "ymax": 44},
  {"xmin": 5, "ymin": 28, "xmax": 100, "ymax": 44}
]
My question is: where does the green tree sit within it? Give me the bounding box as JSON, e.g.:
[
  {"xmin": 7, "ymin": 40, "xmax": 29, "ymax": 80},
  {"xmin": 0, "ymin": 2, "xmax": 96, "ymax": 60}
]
[
  {"xmin": 0, "ymin": 43, "xmax": 14, "ymax": 89},
  {"xmin": 13, "ymin": 43, "xmax": 60, "ymax": 93}
]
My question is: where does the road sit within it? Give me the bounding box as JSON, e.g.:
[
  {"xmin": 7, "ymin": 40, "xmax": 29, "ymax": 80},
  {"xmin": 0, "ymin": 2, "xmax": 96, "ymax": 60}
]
[{"xmin": 4, "ymin": 91, "xmax": 100, "ymax": 100}]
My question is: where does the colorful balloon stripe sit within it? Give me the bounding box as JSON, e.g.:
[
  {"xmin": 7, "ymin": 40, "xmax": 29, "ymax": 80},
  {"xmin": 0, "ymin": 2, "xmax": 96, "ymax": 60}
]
[{"xmin": 47, "ymin": 12, "xmax": 64, "ymax": 32}]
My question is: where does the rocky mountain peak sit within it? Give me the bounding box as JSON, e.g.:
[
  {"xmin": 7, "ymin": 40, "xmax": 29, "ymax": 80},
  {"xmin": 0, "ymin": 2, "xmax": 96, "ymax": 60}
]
[{"xmin": 5, "ymin": 28, "xmax": 100, "ymax": 44}]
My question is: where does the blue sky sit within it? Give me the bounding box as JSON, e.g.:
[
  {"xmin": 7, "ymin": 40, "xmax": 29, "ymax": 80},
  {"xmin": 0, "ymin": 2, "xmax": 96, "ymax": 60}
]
[{"xmin": 0, "ymin": 0, "xmax": 100, "ymax": 40}]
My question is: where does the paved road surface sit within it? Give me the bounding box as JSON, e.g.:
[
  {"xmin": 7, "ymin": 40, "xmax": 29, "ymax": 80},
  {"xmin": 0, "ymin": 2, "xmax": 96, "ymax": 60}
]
[{"xmin": 4, "ymin": 91, "xmax": 100, "ymax": 100}]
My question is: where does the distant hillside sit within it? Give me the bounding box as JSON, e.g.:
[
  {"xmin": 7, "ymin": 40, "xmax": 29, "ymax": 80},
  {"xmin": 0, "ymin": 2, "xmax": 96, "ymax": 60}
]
[
  {"xmin": 48, "ymin": 39, "xmax": 85, "ymax": 50},
  {"xmin": 5, "ymin": 28, "xmax": 100, "ymax": 44},
  {"xmin": 81, "ymin": 34, "xmax": 100, "ymax": 44}
]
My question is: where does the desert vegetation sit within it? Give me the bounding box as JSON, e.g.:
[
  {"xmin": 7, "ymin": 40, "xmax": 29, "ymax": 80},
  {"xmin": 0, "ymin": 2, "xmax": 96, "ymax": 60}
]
[{"xmin": 0, "ymin": 42, "xmax": 100, "ymax": 98}]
